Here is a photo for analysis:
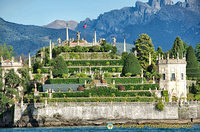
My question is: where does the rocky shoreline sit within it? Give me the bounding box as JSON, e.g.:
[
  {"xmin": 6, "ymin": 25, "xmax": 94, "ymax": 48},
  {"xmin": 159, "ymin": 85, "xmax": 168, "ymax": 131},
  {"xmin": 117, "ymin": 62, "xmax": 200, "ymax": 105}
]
[{"xmin": 1, "ymin": 118, "xmax": 199, "ymax": 128}]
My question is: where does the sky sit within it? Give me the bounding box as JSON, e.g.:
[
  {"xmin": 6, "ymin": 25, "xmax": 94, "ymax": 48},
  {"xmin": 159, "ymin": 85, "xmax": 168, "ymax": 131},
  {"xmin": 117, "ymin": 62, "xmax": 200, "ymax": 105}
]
[{"xmin": 0, "ymin": 0, "xmax": 184, "ymax": 26}]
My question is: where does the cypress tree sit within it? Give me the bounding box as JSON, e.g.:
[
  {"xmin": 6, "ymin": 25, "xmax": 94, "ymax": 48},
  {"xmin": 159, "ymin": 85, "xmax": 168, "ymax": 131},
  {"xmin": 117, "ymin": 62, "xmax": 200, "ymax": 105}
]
[
  {"xmin": 171, "ymin": 36, "xmax": 184, "ymax": 58},
  {"xmin": 186, "ymin": 46, "xmax": 200, "ymax": 78},
  {"xmin": 52, "ymin": 56, "xmax": 68, "ymax": 77},
  {"xmin": 122, "ymin": 53, "xmax": 141, "ymax": 76},
  {"xmin": 195, "ymin": 43, "xmax": 200, "ymax": 62}
]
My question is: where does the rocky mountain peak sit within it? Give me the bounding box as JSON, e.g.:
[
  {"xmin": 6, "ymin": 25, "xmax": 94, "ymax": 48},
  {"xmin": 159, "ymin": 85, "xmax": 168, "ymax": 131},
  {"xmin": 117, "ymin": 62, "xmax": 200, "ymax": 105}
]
[
  {"xmin": 43, "ymin": 20, "xmax": 78, "ymax": 30},
  {"xmin": 148, "ymin": 0, "xmax": 173, "ymax": 9}
]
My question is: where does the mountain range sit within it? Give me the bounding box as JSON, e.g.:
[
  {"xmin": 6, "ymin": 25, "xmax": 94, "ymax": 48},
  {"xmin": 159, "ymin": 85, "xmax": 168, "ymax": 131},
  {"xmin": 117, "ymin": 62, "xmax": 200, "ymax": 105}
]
[
  {"xmin": 76, "ymin": 0, "xmax": 200, "ymax": 51},
  {"xmin": 0, "ymin": 0, "xmax": 200, "ymax": 55},
  {"xmin": 43, "ymin": 20, "xmax": 78, "ymax": 30},
  {"xmin": 0, "ymin": 18, "xmax": 79, "ymax": 55}
]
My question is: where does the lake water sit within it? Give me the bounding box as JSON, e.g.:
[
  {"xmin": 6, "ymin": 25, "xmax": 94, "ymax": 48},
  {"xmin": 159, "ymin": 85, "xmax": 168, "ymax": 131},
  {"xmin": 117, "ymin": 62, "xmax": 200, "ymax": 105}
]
[{"xmin": 0, "ymin": 125, "xmax": 200, "ymax": 132}]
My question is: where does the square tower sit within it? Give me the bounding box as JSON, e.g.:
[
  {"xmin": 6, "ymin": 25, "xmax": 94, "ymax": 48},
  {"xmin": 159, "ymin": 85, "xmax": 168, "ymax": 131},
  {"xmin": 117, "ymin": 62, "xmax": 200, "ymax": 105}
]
[{"xmin": 158, "ymin": 54, "xmax": 187, "ymax": 102}]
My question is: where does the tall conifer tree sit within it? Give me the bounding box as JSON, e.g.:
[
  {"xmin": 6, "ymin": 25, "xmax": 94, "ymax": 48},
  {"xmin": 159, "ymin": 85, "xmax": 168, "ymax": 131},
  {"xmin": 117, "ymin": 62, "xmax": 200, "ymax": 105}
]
[
  {"xmin": 186, "ymin": 46, "xmax": 200, "ymax": 78},
  {"xmin": 171, "ymin": 36, "xmax": 184, "ymax": 58},
  {"xmin": 122, "ymin": 53, "xmax": 141, "ymax": 76}
]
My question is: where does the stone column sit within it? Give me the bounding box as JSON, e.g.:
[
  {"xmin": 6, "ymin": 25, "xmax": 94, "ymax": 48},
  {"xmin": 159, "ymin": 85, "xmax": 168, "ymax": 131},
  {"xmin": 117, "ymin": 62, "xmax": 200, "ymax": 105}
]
[
  {"xmin": 149, "ymin": 52, "xmax": 151, "ymax": 65},
  {"xmin": 123, "ymin": 36, "xmax": 126, "ymax": 52},
  {"xmin": 94, "ymin": 29, "xmax": 97, "ymax": 44},
  {"xmin": 1, "ymin": 56, "xmax": 3, "ymax": 63},
  {"xmin": 134, "ymin": 50, "xmax": 137, "ymax": 57},
  {"xmin": 43, "ymin": 46, "xmax": 45, "ymax": 61},
  {"xmin": 20, "ymin": 56, "xmax": 22, "ymax": 63},
  {"xmin": 112, "ymin": 37, "xmax": 116, "ymax": 47},
  {"xmin": 20, "ymin": 97, "xmax": 23, "ymax": 107},
  {"xmin": 141, "ymin": 69, "xmax": 143, "ymax": 78},
  {"xmin": 77, "ymin": 32, "xmax": 80, "ymax": 46},
  {"xmin": 50, "ymin": 70, "xmax": 53, "ymax": 79},
  {"xmin": 2, "ymin": 70, "xmax": 5, "ymax": 91},
  {"xmin": 40, "ymin": 51, "xmax": 43, "ymax": 63},
  {"xmin": 49, "ymin": 40, "xmax": 52, "ymax": 60},
  {"xmin": 57, "ymin": 38, "xmax": 61, "ymax": 46},
  {"xmin": 153, "ymin": 76, "xmax": 155, "ymax": 84},
  {"xmin": 90, "ymin": 66, "xmax": 92, "ymax": 74},
  {"xmin": 113, "ymin": 80, "xmax": 115, "ymax": 85},
  {"xmin": 52, "ymin": 42, "xmax": 54, "ymax": 49},
  {"xmin": 66, "ymin": 24, "xmax": 69, "ymax": 41},
  {"xmin": 177, "ymin": 52, "xmax": 179, "ymax": 61},
  {"xmin": 28, "ymin": 51, "xmax": 33, "ymax": 80},
  {"xmin": 45, "ymin": 99, "xmax": 48, "ymax": 107}
]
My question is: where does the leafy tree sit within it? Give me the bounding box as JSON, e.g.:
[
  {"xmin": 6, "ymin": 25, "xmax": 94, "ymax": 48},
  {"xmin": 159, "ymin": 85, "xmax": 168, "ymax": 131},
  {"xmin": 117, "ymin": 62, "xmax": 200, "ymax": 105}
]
[
  {"xmin": 103, "ymin": 44, "xmax": 113, "ymax": 52},
  {"xmin": 5, "ymin": 69, "xmax": 21, "ymax": 88},
  {"xmin": 18, "ymin": 68, "xmax": 30, "ymax": 93},
  {"xmin": 183, "ymin": 41, "xmax": 189, "ymax": 54},
  {"xmin": 195, "ymin": 43, "xmax": 200, "ymax": 62},
  {"xmin": 146, "ymin": 64, "xmax": 158, "ymax": 79},
  {"xmin": 156, "ymin": 46, "xmax": 164, "ymax": 56},
  {"xmin": 121, "ymin": 52, "xmax": 128, "ymax": 64},
  {"xmin": 186, "ymin": 46, "xmax": 200, "ymax": 78},
  {"xmin": 171, "ymin": 36, "xmax": 184, "ymax": 59},
  {"xmin": 34, "ymin": 74, "xmax": 42, "ymax": 81},
  {"xmin": 74, "ymin": 46, "xmax": 83, "ymax": 52},
  {"xmin": 133, "ymin": 34, "xmax": 156, "ymax": 70},
  {"xmin": 52, "ymin": 56, "xmax": 68, "ymax": 77},
  {"xmin": 62, "ymin": 73, "xmax": 68, "ymax": 78},
  {"xmin": 1, "ymin": 69, "xmax": 21, "ymax": 114},
  {"xmin": 37, "ymin": 69, "xmax": 41, "ymax": 74},
  {"xmin": 33, "ymin": 62, "xmax": 43, "ymax": 73},
  {"xmin": 122, "ymin": 53, "xmax": 141, "ymax": 76},
  {"xmin": 91, "ymin": 45, "xmax": 100, "ymax": 52},
  {"xmin": 111, "ymin": 46, "xmax": 117, "ymax": 54},
  {"xmin": 0, "ymin": 43, "xmax": 16, "ymax": 60},
  {"xmin": 189, "ymin": 83, "xmax": 199, "ymax": 94},
  {"xmin": 63, "ymin": 45, "xmax": 71, "ymax": 52},
  {"xmin": 52, "ymin": 46, "xmax": 62, "ymax": 58}
]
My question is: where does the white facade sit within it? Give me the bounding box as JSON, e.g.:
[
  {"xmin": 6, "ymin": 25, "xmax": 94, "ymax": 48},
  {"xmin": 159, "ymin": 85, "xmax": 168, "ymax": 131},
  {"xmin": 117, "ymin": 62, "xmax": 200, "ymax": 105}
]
[
  {"xmin": 0, "ymin": 56, "xmax": 24, "ymax": 94},
  {"xmin": 158, "ymin": 55, "xmax": 187, "ymax": 102}
]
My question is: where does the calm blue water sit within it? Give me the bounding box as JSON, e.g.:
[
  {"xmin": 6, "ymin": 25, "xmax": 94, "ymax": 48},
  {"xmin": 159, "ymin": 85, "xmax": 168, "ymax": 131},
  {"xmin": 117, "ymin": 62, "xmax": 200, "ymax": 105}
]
[{"xmin": 0, "ymin": 125, "xmax": 200, "ymax": 132}]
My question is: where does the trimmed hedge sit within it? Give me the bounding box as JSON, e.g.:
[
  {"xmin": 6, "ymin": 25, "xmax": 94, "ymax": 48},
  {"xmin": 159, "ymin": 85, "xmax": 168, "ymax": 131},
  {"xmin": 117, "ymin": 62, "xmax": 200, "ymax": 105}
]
[
  {"xmin": 66, "ymin": 60, "xmax": 123, "ymax": 66},
  {"xmin": 39, "ymin": 97, "xmax": 155, "ymax": 102},
  {"xmin": 62, "ymin": 52, "xmax": 113, "ymax": 60},
  {"xmin": 105, "ymin": 77, "xmax": 142, "ymax": 84},
  {"xmin": 68, "ymin": 67, "xmax": 122, "ymax": 73},
  {"xmin": 53, "ymin": 92, "xmax": 89, "ymax": 98},
  {"xmin": 45, "ymin": 78, "xmax": 91, "ymax": 84},
  {"xmin": 45, "ymin": 87, "xmax": 152, "ymax": 98},
  {"xmin": 39, "ymin": 93, "xmax": 49, "ymax": 97},
  {"xmin": 116, "ymin": 84, "xmax": 159, "ymax": 90}
]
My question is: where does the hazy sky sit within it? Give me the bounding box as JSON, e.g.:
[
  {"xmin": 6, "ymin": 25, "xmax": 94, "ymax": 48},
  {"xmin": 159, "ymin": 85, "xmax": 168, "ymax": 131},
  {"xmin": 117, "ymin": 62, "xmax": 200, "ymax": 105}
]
[{"xmin": 0, "ymin": 0, "xmax": 184, "ymax": 26}]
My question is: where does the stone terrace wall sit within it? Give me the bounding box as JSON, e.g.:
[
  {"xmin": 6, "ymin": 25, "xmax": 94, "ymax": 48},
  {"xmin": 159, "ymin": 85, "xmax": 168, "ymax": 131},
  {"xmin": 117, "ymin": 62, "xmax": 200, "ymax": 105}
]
[
  {"xmin": 14, "ymin": 102, "xmax": 178, "ymax": 124},
  {"xmin": 179, "ymin": 103, "xmax": 200, "ymax": 119}
]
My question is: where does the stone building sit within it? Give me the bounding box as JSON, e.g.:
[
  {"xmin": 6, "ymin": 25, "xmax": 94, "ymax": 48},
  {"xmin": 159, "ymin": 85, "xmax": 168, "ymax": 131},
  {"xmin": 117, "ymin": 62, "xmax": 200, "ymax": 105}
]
[
  {"xmin": 0, "ymin": 56, "xmax": 24, "ymax": 94},
  {"xmin": 158, "ymin": 53, "xmax": 187, "ymax": 102}
]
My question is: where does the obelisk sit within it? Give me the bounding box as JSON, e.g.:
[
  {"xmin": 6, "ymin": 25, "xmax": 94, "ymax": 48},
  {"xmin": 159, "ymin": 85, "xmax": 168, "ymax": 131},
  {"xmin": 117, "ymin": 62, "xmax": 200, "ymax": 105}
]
[
  {"xmin": 49, "ymin": 40, "xmax": 52, "ymax": 60},
  {"xmin": 124, "ymin": 36, "xmax": 126, "ymax": 52},
  {"xmin": 66, "ymin": 24, "xmax": 69, "ymax": 41}
]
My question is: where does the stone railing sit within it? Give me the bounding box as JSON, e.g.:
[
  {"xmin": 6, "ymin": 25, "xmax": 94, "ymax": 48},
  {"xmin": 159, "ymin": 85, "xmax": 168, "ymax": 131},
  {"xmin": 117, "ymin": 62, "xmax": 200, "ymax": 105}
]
[{"xmin": 158, "ymin": 59, "xmax": 186, "ymax": 64}]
